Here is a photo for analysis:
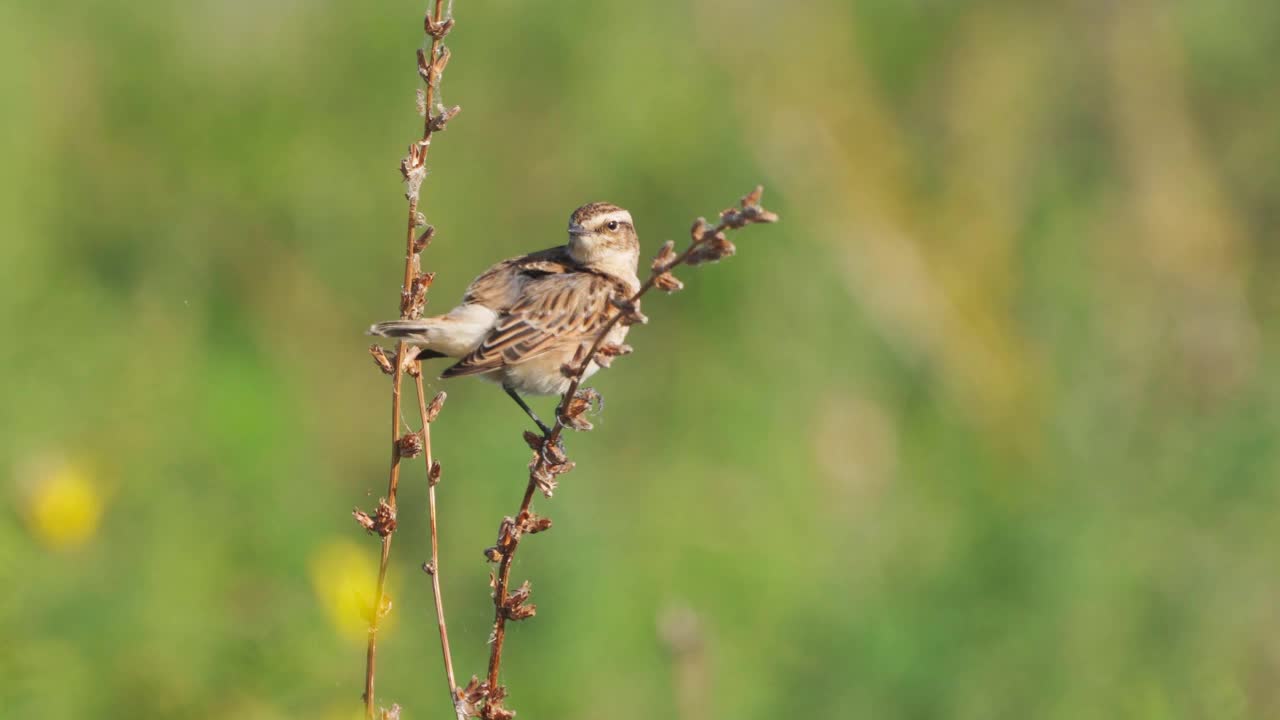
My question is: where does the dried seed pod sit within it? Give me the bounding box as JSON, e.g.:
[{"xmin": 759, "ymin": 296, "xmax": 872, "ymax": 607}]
[
  {"xmin": 522, "ymin": 430, "xmax": 543, "ymax": 450},
  {"xmin": 413, "ymin": 225, "xmax": 435, "ymax": 253},
  {"xmin": 397, "ymin": 432, "xmax": 424, "ymax": 458},
  {"xmin": 654, "ymin": 271, "xmax": 684, "ymax": 292},
  {"xmin": 425, "ymin": 391, "xmax": 447, "ymax": 422},
  {"xmin": 429, "ymin": 460, "xmax": 442, "ymax": 487},
  {"xmin": 416, "ymin": 48, "xmax": 432, "ymax": 83},
  {"xmin": 520, "ymin": 513, "xmax": 553, "ymax": 534},
  {"xmin": 547, "ymin": 460, "xmax": 576, "ymax": 478},
  {"xmin": 506, "ymin": 580, "xmax": 531, "ymax": 607},
  {"xmin": 369, "ymin": 345, "xmax": 395, "ymax": 375},
  {"xmin": 594, "ymin": 342, "xmax": 633, "ymax": 368},
  {"xmin": 430, "ymin": 105, "xmax": 461, "ymax": 132},
  {"xmin": 609, "ymin": 296, "xmax": 648, "ymax": 325},
  {"xmin": 353, "ymin": 507, "xmax": 376, "ymax": 533},
  {"xmin": 485, "ymin": 705, "xmax": 515, "ymax": 720},
  {"xmin": 651, "ymin": 239, "xmax": 678, "ymax": 271},
  {"xmin": 430, "ymin": 46, "xmax": 452, "ymax": 83},
  {"xmin": 424, "ymin": 14, "xmax": 454, "ymax": 39},
  {"xmin": 690, "ymin": 217, "xmax": 709, "ymax": 242}
]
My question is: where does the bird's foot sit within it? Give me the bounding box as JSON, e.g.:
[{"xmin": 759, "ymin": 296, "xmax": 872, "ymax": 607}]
[{"xmin": 539, "ymin": 433, "xmax": 567, "ymax": 465}]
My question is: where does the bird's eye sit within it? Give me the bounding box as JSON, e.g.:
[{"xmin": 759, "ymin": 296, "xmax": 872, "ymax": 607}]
[{"xmin": 606, "ymin": 221, "xmax": 619, "ymax": 231}]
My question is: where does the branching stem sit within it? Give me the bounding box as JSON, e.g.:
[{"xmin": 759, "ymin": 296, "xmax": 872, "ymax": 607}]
[
  {"xmin": 363, "ymin": 0, "xmax": 460, "ymax": 718},
  {"xmin": 482, "ymin": 189, "xmax": 777, "ymax": 711}
]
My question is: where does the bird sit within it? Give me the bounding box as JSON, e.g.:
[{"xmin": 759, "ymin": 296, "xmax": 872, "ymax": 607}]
[{"xmin": 368, "ymin": 202, "xmax": 641, "ymax": 434}]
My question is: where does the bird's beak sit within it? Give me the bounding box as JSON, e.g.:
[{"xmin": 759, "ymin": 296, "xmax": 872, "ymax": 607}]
[{"xmin": 567, "ymin": 223, "xmax": 588, "ymax": 237}]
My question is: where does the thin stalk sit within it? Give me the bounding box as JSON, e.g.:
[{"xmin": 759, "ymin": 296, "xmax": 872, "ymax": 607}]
[{"xmin": 363, "ymin": 0, "xmax": 459, "ymax": 717}]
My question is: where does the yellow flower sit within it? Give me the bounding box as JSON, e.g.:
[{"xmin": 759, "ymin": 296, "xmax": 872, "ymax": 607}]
[
  {"xmin": 23, "ymin": 462, "xmax": 103, "ymax": 550},
  {"xmin": 309, "ymin": 538, "xmax": 394, "ymax": 644}
]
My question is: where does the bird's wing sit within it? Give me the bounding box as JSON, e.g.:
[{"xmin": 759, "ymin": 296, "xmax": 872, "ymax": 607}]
[
  {"xmin": 442, "ymin": 271, "xmax": 623, "ymax": 378},
  {"xmin": 462, "ymin": 247, "xmax": 575, "ymax": 309}
]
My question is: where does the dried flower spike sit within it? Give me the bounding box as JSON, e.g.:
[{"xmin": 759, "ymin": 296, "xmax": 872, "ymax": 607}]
[
  {"xmin": 430, "ymin": 105, "xmax": 461, "ymax": 132},
  {"xmin": 425, "ymin": 391, "xmax": 447, "ymax": 423},
  {"xmin": 397, "ymin": 432, "xmax": 425, "ymax": 458},
  {"xmin": 369, "ymin": 345, "xmax": 395, "ymax": 375},
  {"xmin": 414, "ymin": 225, "xmax": 436, "ymax": 253},
  {"xmin": 652, "ymin": 239, "xmax": 678, "ymax": 271}
]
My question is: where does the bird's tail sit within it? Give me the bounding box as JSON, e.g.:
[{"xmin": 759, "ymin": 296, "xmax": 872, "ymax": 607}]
[{"xmin": 367, "ymin": 319, "xmax": 434, "ymax": 340}]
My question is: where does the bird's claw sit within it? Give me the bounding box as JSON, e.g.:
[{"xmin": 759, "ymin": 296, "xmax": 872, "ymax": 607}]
[{"xmin": 539, "ymin": 434, "xmax": 567, "ymax": 464}]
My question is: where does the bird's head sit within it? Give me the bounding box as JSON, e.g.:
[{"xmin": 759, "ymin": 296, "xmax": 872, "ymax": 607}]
[{"xmin": 566, "ymin": 202, "xmax": 640, "ymax": 276}]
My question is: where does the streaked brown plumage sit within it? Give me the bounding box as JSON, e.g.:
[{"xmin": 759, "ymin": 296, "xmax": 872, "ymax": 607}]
[{"xmin": 369, "ymin": 203, "xmax": 641, "ymax": 430}]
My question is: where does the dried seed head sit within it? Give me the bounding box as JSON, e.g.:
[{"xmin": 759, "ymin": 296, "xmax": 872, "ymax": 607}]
[
  {"xmin": 375, "ymin": 499, "xmax": 396, "ymax": 536},
  {"xmin": 400, "ymin": 142, "xmax": 426, "ymax": 180},
  {"xmin": 531, "ymin": 463, "xmax": 559, "ymax": 497},
  {"xmin": 609, "ymin": 296, "xmax": 648, "ymax": 326},
  {"xmin": 496, "ymin": 516, "xmax": 518, "ymax": 550},
  {"xmin": 425, "ymin": 391, "xmax": 447, "ymax": 423},
  {"xmin": 654, "ymin": 272, "xmax": 684, "ymax": 293},
  {"xmin": 597, "ymin": 343, "xmax": 633, "ymax": 360},
  {"xmin": 652, "ymin": 239, "xmax": 678, "ymax": 271},
  {"xmin": 355, "ymin": 499, "xmax": 397, "ymax": 536},
  {"xmin": 430, "ymin": 105, "xmax": 461, "ymax": 132},
  {"xmin": 594, "ymin": 342, "xmax": 633, "ymax": 370},
  {"xmin": 460, "ymin": 676, "xmax": 488, "ymax": 703},
  {"xmin": 431, "ymin": 45, "xmax": 452, "ymax": 83},
  {"xmin": 416, "ymin": 48, "xmax": 432, "ymax": 83},
  {"xmin": 429, "ymin": 460, "xmax": 443, "ymax": 487},
  {"xmin": 401, "ymin": 271, "xmax": 433, "ymax": 318},
  {"xmin": 414, "ymin": 225, "xmax": 436, "ymax": 253},
  {"xmin": 686, "ymin": 232, "xmax": 736, "ymax": 265},
  {"xmin": 506, "ymin": 580, "xmax": 531, "ymax": 606},
  {"xmin": 353, "ymin": 507, "xmax": 376, "ymax": 533},
  {"xmin": 503, "ymin": 581, "xmax": 536, "ymax": 621},
  {"xmin": 484, "ymin": 705, "xmax": 515, "ymax": 720},
  {"xmin": 369, "ymin": 345, "xmax": 395, "ymax": 375},
  {"xmin": 424, "ymin": 14, "xmax": 454, "ymax": 39},
  {"xmin": 740, "ymin": 185, "xmax": 779, "ymax": 223},
  {"xmin": 483, "ymin": 546, "xmax": 502, "ymax": 562},
  {"xmin": 522, "ymin": 430, "xmax": 543, "ymax": 451},
  {"xmin": 397, "ymin": 432, "xmax": 424, "ymax": 458},
  {"xmin": 422, "ymin": 561, "xmax": 436, "ymax": 575},
  {"xmin": 520, "ymin": 513, "xmax": 553, "ymax": 534},
  {"xmin": 548, "ymin": 460, "xmax": 576, "ymax": 478},
  {"xmin": 505, "ymin": 602, "xmax": 536, "ymax": 621},
  {"xmin": 691, "ymin": 217, "xmax": 709, "ymax": 243}
]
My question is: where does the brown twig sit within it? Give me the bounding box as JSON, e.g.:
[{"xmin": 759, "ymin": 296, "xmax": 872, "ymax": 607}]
[
  {"xmin": 358, "ymin": 1, "xmax": 461, "ymax": 718},
  {"xmin": 478, "ymin": 187, "xmax": 778, "ymax": 718}
]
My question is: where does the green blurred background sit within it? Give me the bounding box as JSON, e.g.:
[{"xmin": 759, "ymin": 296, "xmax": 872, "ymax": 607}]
[{"xmin": 4, "ymin": 0, "xmax": 1280, "ymax": 717}]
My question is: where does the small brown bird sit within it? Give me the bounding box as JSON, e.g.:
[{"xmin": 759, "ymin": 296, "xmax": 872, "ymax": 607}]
[{"xmin": 369, "ymin": 202, "xmax": 641, "ymax": 433}]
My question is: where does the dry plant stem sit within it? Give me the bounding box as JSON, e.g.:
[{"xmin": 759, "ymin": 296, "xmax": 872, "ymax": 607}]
[
  {"xmin": 415, "ymin": 371, "xmax": 467, "ymax": 720},
  {"xmin": 364, "ymin": 0, "xmax": 458, "ymax": 718},
  {"xmin": 485, "ymin": 189, "xmax": 777, "ymax": 697}
]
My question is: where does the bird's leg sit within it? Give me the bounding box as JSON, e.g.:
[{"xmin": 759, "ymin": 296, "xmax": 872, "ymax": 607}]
[{"xmin": 504, "ymin": 385, "xmax": 553, "ymax": 436}]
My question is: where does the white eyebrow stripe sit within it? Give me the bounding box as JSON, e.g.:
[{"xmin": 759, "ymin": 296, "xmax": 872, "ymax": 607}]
[{"xmin": 590, "ymin": 210, "xmax": 633, "ymax": 228}]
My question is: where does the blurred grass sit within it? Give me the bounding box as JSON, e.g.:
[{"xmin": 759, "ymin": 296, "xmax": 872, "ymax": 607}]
[{"xmin": 3, "ymin": 0, "xmax": 1280, "ymax": 717}]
